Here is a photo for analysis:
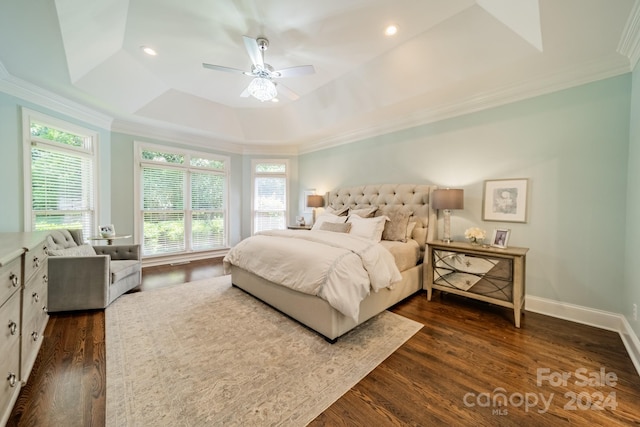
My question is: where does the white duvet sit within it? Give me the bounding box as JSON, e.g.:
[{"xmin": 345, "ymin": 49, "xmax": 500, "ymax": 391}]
[{"xmin": 223, "ymin": 229, "xmax": 402, "ymax": 321}]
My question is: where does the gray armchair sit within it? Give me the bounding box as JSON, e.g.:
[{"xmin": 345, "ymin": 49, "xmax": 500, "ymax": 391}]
[{"xmin": 46, "ymin": 229, "xmax": 141, "ymax": 312}]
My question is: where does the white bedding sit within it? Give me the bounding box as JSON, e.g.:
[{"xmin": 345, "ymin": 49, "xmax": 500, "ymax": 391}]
[{"xmin": 222, "ymin": 229, "xmax": 402, "ymax": 321}]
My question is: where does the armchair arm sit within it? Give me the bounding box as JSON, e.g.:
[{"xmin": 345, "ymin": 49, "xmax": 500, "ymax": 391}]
[
  {"xmin": 47, "ymin": 255, "xmax": 110, "ymax": 312},
  {"xmin": 94, "ymin": 244, "xmax": 141, "ymax": 260}
]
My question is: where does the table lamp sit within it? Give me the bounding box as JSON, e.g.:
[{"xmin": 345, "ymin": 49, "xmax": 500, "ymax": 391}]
[
  {"xmin": 306, "ymin": 194, "xmax": 324, "ymax": 225},
  {"xmin": 431, "ymin": 188, "xmax": 464, "ymax": 243}
]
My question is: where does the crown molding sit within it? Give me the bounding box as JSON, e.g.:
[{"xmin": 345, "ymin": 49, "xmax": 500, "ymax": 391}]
[
  {"xmin": 0, "ymin": 68, "xmax": 113, "ymax": 130},
  {"xmin": 111, "ymin": 118, "xmax": 246, "ymax": 155},
  {"xmin": 112, "ymin": 117, "xmax": 300, "ymax": 156},
  {"xmin": 298, "ymin": 55, "xmax": 631, "ymax": 155},
  {"xmin": 618, "ymin": 0, "xmax": 640, "ymax": 70},
  {"xmin": 0, "ymin": 61, "xmax": 8, "ymax": 79}
]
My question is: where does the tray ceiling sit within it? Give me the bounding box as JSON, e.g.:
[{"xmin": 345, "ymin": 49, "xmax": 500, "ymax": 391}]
[{"xmin": 0, "ymin": 0, "xmax": 637, "ymax": 152}]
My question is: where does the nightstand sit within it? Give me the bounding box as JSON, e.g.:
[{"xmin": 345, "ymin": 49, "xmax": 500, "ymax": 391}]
[
  {"xmin": 287, "ymin": 225, "xmax": 311, "ymax": 230},
  {"xmin": 425, "ymin": 240, "xmax": 529, "ymax": 327}
]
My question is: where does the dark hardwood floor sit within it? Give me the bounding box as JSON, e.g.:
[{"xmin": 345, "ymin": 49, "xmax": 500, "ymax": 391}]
[{"xmin": 7, "ymin": 259, "xmax": 640, "ymax": 426}]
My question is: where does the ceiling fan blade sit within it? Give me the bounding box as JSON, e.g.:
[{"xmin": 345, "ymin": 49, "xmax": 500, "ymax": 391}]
[
  {"xmin": 202, "ymin": 63, "xmax": 247, "ymax": 75},
  {"xmin": 275, "ymin": 83, "xmax": 300, "ymax": 101},
  {"xmin": 243, "ymin": 36, "xmax": 264, "ymax": 68},
  {"xmin": 240, "ymin": 87, "xmax": 250, "ymax": 98},
  {"xmin": 272, "ymin": 65, "xmax": 315, "ymax": 78}
]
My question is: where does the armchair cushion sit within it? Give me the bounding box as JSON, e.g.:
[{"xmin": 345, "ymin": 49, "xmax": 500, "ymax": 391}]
[
  {"xmin": 47, "ymin": 229, "xmax": 84, "ymax": 249},
  {"xmin": 111, "ymin": 260, "xmax": 140, "ymax": 284},
  {"xmin": 48, "ymin": 245, "xmax": 96, "ymax": 257}
]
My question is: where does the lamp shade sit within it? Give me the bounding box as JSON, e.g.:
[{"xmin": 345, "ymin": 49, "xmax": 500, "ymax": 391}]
[
  {"xmin": 306, "ymin": 194, "xmax": 324, "ymax": 208},
  {"xmin": 432, "ymin": 188, "xmax": 464, "ymax": 210}
]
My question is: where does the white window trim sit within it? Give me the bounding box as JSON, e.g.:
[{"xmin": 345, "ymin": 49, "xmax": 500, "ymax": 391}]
[
  {"xmin": 22, "ymin": 107, "xmax": 100, "ymax": 232},
  {"xmin": 251, "ymin": 159, "xmax": 289, "ymax": 235},
  {"xmin": 133, "ymin": 141, "xmax": 230, "ymax": 261}
]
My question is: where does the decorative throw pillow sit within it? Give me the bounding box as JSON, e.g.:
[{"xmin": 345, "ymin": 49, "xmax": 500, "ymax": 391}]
[
  {"xmin": 346, "ymin": 214, "xmax": 389, "ymax": 242},
  {"xmin": 348, "ymin": 206, "xmax": 378, "ymax": 218},
  {"xmin": 47, "ymin": 244, "xmax": 96, "ymax": 257},
  {"xmin": 376, "ymin": 206, "xmax": 413, "ymax": 242},
  {"xmin": 319, "ymin": 222, "xmax": 352, "ymax": 233},
  {"xmin": 406, "ymin": 221, "xmax": 417, "ymax": 241},
  {"xmin": 324, "ymin": 205, "xmax": 349, "ymax": 216},
  {"xmin": 311, "ymin": 213, "xmax": 347, "ymax": 230}
]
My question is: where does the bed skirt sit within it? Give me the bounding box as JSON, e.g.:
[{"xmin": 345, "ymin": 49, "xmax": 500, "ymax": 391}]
[{"xmin": 230, "ymin": 262, "xmax": 423, "ymax": 341}]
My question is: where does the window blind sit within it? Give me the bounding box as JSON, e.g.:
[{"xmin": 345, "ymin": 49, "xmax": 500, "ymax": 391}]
[
  {"xmin": 142, "ymin": 166, "xmax": 185, "ymax": 255},
  {"xmin": 30, "ymin": 145, "xmax": 95, "ymax": 237},
  {"xmin": 253, "ymin": 162, "xmax": 287, "ymax": 233}
]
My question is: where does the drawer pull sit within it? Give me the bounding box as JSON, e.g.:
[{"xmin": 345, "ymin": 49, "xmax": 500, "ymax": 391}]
[
  {"xmin": 43, "ymin": 305, "xmax": 48, "ymax": 312},
  {"xmin": 31, "ymin": 331, "xmax": 39, "ymax": 341},
  {"xmin": 8, "ymin": 321, "xmax": 17, "ymax": 335},
  {"xmin": 33, "ymin": 257, "xmax": 40, "ymax": 268},
  {"xmin": 43, "ymin": 274, "xmax": 48, "ymax": 283},
  {"xmin": 33, "ymin": 292, "xmax": 40, "ymax": 303},
  {"xmin": 7, "ymin": 373, "xmax": 17, "ymax": 388},
  {"xmin": 10, "ymin": 273, "xmax": 19, "ymax": 287}
]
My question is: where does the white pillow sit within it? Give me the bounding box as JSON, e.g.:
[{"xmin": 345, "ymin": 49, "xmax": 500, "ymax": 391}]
[
  {"xmin": 347, "ymin": 215, "xmax": 389, "ymax": 242},
  {"xmin": 311, "ymin": 213, "xmax": 346, "ymax": 230}
]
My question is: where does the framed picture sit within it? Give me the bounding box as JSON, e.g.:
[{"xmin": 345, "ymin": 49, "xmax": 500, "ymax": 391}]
[
  {"xmin": 491, "ymin": 228, "xmax": 511, "ymax": 248},
  {"xmin": 303, "ymin": 189, "xmax": 316, "ymax": 213},
  {"xmin": 482, "ymin": 178, "xmax": 529, "ymax": 223},
  {"xmin": 99, "ymin": 224, "xmax": 115, "ymax": 238}
]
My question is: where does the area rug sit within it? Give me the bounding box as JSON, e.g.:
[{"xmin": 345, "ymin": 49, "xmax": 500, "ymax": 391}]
[{"xmin": 105, "ymin": 275, "xmax": 422, "ymax": 426}]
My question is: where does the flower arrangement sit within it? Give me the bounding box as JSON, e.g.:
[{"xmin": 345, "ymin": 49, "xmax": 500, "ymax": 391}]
[{"xmin": 464, "ymin": 227, "xmax": 486, "ymax": 244}]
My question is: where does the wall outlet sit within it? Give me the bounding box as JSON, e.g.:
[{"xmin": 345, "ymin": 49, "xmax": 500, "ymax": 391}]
[{"xmin": 634, "ymin": 303, "xmax": 638, "ymax": 321}]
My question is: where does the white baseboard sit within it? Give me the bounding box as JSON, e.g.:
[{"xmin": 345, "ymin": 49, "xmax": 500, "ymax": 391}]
[{"xmin": 526, "ymin": 295, "xmax": 640, "ymax": 377}]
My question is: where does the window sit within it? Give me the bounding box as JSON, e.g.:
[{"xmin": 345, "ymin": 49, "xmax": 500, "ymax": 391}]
[
  {"xmin": 252, "ymin": 160, "xmax": 288, "ymax": 234},
  {"xmin": 23, "ymin": 109, "xmax": 98, "ymax": 237},
  {"xmin": 136, "ymin": 143, "xmax": 229, "ymax": 258}
]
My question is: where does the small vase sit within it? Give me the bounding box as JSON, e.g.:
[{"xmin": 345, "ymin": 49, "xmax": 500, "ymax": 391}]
[{"xmin": 469, "ymin": 237, "xmax": 482, "ymax": 246}]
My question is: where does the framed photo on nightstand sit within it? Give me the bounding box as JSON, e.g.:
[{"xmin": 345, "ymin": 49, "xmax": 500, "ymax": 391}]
[{"xmin": 491, "ymin": 228, "xmax": 511, "ymax": 248}]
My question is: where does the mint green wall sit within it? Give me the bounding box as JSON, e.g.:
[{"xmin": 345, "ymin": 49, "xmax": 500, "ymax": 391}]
[
  {"xmin": 111, "ymin": 133, "xmax": 245, "ymax": 246},
  {"xmin": 300, "ymin": 75, "xmax": 631, "ymax": 313},
  {"xmin": 626, "ymin": 65, "xmax": 640, "ymax": 336},
  {"xmin": 1, "ymin": 74, "xmax": 635, "ymax": 319},
  {"xmin": 0, "ymin": 91, "xmax": 111, "ymax": 232}
]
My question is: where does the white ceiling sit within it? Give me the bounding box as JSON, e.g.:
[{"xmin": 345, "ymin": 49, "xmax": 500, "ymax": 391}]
[{"xmin": 0, "ymin": 0, "xmax": 638, "ymax": 153}]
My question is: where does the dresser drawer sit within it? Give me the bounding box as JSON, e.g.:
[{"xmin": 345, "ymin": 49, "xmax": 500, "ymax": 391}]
[
  {"xmin": 0, "ymin": 338, "xmax": 20, "ymax": 427},
  {"xmin": 21, "ymin": 278, "xmax": 48, "ymax": 381},
  {"xmin": 0, "ymin": 290, "xmax": 21, "ymax": 359},
  {"xmin": 0, "ymin": 257, "xmax": 21, "ymax": 307},
  {"xmin": 24, "ymin": 258, "xmax": 48, "ymax": 292},
  {"xmin": 23, "ymin": 240, "xmax": 48, "ymax": 283}
]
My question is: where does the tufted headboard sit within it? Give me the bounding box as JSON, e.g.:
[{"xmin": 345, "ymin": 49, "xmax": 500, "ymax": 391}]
[{"xmin": 326, "ymin": 184, "xmax": 438, "ymax": 252}]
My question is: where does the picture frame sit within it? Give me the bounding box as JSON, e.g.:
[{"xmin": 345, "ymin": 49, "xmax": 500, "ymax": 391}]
[
  {"xmin": 482, "ymin": 178, "xmax": 529, "ymax": 223},
  {"xmin": 99, "ymin": 224, "xmax": 115, "ymax": 238},
  {"xmin": 303, "ymin": 189, "xmax": 316, "ymax": 213},
  {"xmin": 491, "ymin": 228, "xmax": 511, "ymax": 248}
]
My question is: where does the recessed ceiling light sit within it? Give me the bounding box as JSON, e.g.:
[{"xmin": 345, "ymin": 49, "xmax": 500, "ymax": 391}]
[
  {"xmin": 384, "ymin": 25, "xmax": 398, "ymax": 36},
  {"xmin": 271, "ymin": 98, "xmax": 280, "ymax": 103},
  {"xmin": 141, "ymin": 46, "xmax": 157, "ymax": 56}
]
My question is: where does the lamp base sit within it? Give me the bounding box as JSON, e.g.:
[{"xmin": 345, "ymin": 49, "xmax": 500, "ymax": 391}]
[{"xmin": 442, "ymin": 209, "xmax": 453, "ymax": 244}]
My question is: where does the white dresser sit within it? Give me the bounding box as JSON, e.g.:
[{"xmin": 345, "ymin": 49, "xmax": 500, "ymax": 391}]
[{"xmin": 0, "ymin": 232, "xmax": 49, "ymax": 426}]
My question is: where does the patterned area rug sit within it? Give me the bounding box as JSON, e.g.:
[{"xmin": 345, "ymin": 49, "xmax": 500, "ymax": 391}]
[{"xmin": 105, "ymin": 275, "xmax": 422, "ymax": 426}]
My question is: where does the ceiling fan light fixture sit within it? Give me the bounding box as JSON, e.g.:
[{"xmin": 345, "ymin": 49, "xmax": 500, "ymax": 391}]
[{"xmin": 248, "ymin": 77, "xmax": 277, "ymax": 102}]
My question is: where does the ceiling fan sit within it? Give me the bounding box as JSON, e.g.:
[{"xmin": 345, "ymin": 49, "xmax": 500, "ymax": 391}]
[{"xmin": 202, "ymin": 36, "xmax": 315, "ymax": 102}]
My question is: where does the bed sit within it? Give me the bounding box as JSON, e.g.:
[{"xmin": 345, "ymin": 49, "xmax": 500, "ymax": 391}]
[{"xmin": 224, "ymin": 184, "xmax": 438, "ymax": 342}]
